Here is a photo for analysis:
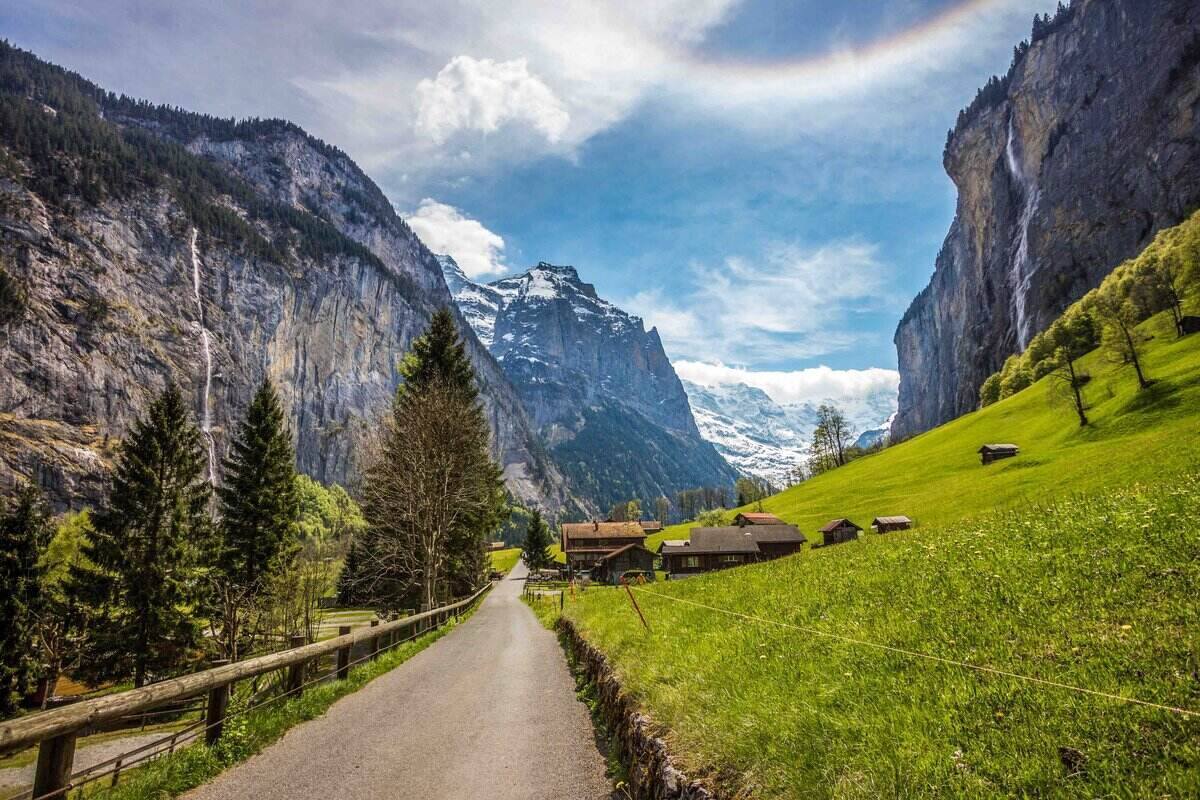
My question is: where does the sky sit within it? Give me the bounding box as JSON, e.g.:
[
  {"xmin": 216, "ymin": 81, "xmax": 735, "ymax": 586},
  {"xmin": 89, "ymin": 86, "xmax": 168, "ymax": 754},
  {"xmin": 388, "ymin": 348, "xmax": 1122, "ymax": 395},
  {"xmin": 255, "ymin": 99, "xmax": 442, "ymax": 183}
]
[{"xmin": 2, "ymin": 0, "xmax": 1056, "ymax": 405}]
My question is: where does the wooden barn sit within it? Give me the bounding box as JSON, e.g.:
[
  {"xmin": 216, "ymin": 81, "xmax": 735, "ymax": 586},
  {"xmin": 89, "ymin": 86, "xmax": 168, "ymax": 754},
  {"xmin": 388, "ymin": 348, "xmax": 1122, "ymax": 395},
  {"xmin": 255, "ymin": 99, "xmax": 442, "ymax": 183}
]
[
  {"xmin": 734, "ymin": 512, "xmax": 786, "ymax": 526},
  {"xmin": 871, "ymin": 516, "xmax": 912, "ymax": 533},
  {"xmin": 592, "ymin": 544, "xmax": 657, "ymax": 584},
  {"xmin": 638, "ymin": 520, "xmax": 664, "ymax": 533},
  {"xmin": 561, "ymin": 521, "xmax": 646, "ymax": 577},
  {"xmin": 659, "ymin": 524, "xmax": 806, "ymax": 578},
  {"xmin": 818, "ymin": 518, "xmax": 861, "ymax": 546},
  {"xmin": 979, "ymin": 443, "xmax": 1020, "ymax": 465}
]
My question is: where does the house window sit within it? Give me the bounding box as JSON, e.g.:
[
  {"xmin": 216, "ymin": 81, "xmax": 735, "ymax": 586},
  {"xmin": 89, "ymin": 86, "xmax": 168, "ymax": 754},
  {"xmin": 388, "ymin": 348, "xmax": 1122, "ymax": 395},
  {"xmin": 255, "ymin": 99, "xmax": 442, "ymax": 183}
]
[
  {"xmin": 681, "ymin": 556, "xmax": 700, "ymax": 569},
  {"xmin": 720, "ymin": 554, "xmax": 741, "ymax": 565}
]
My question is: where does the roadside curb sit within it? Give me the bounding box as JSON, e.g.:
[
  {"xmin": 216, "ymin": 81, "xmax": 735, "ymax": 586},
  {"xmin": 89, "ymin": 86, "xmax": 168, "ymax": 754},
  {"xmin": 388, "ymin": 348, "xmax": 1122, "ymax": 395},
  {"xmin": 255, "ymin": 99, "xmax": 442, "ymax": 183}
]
[{"xmin": 556, "ymin": 618, "xmax": 715, "ymax": 800}]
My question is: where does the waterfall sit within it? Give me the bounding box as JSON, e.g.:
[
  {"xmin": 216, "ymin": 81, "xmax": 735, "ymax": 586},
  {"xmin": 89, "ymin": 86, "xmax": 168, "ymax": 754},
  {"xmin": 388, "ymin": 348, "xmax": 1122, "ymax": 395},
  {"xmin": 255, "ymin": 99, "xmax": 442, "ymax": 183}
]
[
  {"xmin": 189, "ymin": 227, "xmax": 217, "ymax": 481},
  {"xmin": 1004, "ymin": 115, "xmax": 1040, "ymax": 350}
]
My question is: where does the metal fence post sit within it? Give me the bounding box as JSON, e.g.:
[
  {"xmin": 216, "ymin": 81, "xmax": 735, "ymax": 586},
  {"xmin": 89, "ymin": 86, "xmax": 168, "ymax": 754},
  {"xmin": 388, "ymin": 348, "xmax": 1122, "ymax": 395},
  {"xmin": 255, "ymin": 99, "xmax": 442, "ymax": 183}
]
[
  {"xmin": 205, "ymin": 660, "xmax": 231, "ymax": 745},
  {"xmin": 286, "ymin": 635, "xmax": 306, "ymax": 696},
  {"xmin": 369, "ymin": 620, "xmax": 380, "ymax": 661},
  {"xmin": 336, "ymin": 626, "xmax": 352, "ymax": 679},
  {"xmin": 32, "ymin": 730, "xmax": 77, "ymax": 800}
]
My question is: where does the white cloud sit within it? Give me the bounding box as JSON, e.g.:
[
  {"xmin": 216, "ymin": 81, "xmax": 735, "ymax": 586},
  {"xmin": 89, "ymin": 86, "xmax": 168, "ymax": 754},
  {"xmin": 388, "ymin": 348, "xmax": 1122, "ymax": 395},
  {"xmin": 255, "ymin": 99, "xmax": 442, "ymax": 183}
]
[
  {"xmin": 675, "ymin": 360, "xmax": 899, "ymax": 408},
  {"xmin": 414, "ymin": 56, "xmax": 570, "ymax": 144},
  {"xmin": 626, "ymin": 238, "xmax": 899, "ymax": 365},
  {"xmin": 403, "ymin": 199, "xmax": 507, "ymax": 277}
]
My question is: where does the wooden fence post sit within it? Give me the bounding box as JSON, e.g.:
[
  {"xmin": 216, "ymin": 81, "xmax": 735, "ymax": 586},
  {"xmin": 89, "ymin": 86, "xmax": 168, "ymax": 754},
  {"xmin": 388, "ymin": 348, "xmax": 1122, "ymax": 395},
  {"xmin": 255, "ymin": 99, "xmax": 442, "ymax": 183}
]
[
  {"xmin": 205, "ymin": 659, "xmax": 231, "ymax": 746},
  {"xmin": 369, "ymin": 620, "xmax": 380, "ymax": 661},
  {"xmin": 336, "ymin": 626, "xmax": 352, "ymax": 679},
  {"xmin": 32, "ymin": 730, "xmax": 77, "ymax": 800},
  {"xmin": 286, "ymin": 635, "xmax": 306, "ymax": 696}
]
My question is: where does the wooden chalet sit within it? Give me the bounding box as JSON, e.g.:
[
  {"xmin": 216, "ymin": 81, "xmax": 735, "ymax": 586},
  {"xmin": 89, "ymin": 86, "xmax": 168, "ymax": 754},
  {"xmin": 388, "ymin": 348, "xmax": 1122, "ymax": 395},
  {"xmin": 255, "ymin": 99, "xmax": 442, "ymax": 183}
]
[
  {"xmin": 487, "ymin": 541, "xmax": 508, "ymax": 552},
  {"xmin": 818, "ymin": 518, "xmax": 861, "ymax": 546},
  {"xmin": 660, "ymin": 524, "xmax": 806, "ymax": 578},
  {"xmin": 733, "ymin": 512, "xmax": 785, "ymax": 526},
  {"xmin": 560, "ymin": 520, "xmax": 646, "ymax": 576},
  {"xmin": 979, "ymin": 443, "xmax": 1019, "ymax": 465},
  {"xmin": 871, "ymin": 516, "xmax": 912, "ymax": 533},
  {"xmin": 638, "ymin": 520, "xmax": 664, "ymax": 533},
  {"xmin": 591, "ymin": 543, "xmax": 657, "ymax": 584}
]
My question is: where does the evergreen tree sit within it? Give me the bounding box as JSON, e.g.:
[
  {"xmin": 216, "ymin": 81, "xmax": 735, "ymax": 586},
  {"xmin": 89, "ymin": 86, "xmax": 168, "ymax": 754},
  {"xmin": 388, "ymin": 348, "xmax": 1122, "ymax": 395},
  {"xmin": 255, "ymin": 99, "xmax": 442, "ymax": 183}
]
[
  {"xmin": 211, "ymin": 379, "xmax": 300, "ymax": 657},
  {"xmin": 337, "ymin": 535, "xmax": 363, "ymax": 606},
  {"xmin": 521, "ymin": 509, "xmax": 553, "ymax": 572},
  {"xmin": 399, "ymin": 308, "xmax": 477, "ymax": 402},
  {"xmin": 71, "ymin": 384, "xmax": 212, "ymax": 687},
  {"xmin": 216, "ymin": 380, "xmax": 299, "ymax": 588},
  {"xmin": 0, "ymin": 485, "xmax": 52, "ymax": 715}
]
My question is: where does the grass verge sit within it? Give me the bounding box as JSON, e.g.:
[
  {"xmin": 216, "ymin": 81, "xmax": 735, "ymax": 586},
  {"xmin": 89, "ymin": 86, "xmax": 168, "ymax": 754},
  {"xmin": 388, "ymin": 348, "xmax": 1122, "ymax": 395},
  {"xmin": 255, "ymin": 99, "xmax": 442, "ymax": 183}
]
[{"xmin": 564, "ymin": 472, "xmax": 1200, "ymax": 798}]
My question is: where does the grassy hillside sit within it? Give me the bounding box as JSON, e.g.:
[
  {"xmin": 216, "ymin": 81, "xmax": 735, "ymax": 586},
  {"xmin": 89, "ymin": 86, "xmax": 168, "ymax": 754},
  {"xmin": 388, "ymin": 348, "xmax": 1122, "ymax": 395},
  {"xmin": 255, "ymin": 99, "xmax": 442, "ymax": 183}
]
[
  {"xmin": 649, "ymin": 309, "xmax": 1200, "ymax": 551},
  {"xmin": 488, "ymin": 547, "xmax": 520, "ymax": 574},
  {"xmin": 562, "ymin": 313, "xmax": 1200, "ymax": 797}
]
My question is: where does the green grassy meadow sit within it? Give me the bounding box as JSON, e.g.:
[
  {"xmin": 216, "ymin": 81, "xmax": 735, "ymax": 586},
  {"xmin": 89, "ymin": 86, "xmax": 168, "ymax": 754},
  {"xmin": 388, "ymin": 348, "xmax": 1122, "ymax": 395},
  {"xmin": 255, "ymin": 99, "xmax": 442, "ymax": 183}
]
[
  {"xmin": 562, "ymin": 313, "xmax": 1200, "ymax": 797},
  {"xmin": 489, "ymin": 546, "xmax": 521, "ymax": 574},
  {"xmin": 648, "ymin": 309, "xmax": 1200, "ymax": 552}
]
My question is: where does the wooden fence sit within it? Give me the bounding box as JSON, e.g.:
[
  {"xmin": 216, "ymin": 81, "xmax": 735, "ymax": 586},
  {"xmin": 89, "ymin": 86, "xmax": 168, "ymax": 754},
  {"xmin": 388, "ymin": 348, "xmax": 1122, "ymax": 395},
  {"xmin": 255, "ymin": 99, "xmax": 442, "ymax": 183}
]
[{"xmin": 0, "ymin": 583, "xmax": 492, "ymax": 800}]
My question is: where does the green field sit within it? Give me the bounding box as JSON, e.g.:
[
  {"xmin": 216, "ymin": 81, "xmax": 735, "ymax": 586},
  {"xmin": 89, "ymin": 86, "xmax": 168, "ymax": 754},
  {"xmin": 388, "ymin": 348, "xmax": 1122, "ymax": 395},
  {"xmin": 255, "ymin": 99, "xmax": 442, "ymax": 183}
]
[
  {"xmin": 649, "ymin": 309, "xmax": 1200, "ymax": 552},
  {"xmin": 564, "ymin": 313, "xmax": 1200, "ymax": 797},
  {"xmin": 489, "ymin": 547, "xmax": 521, "ymax": 574}
]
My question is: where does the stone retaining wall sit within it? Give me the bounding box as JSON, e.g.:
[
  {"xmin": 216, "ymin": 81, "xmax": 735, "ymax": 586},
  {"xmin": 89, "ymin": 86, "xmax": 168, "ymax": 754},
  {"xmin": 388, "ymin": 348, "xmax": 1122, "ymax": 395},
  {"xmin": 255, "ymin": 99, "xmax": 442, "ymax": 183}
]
[{"xmin": 557, "ymin": 617, "xmax": 715, "ymax": 800}]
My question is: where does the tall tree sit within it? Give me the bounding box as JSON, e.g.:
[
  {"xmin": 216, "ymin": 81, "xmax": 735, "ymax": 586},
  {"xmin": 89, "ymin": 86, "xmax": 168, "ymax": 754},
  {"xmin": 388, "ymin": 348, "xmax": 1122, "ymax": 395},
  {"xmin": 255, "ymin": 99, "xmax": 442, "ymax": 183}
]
[
  {"xmin": 1092, "ymin": 289, "xmax": 1151, "ymax": 389},
  {"xmin": 0, "ymin": 485, "xmax": 53, "ymax": 715},
  {"xmin": 211, "ymin": 379, "xmax": 300, "ymax": 658},
  {"xmin": 521, "ymin": 509, "xmax": 553, "ymax": 572},
  {"xmin": 1045, "ymin": 314, "xmax": 1095, "ymax": 427},
  {"xmin": 71, "ymin": 384, "xmax": 212, "ymax": 687},
  {"xmin": 356, "ymin": 312, "xmax": 505, "ymax": 610},
  {"xmin": 653, "ymin": 496, "xmax": 670, "ymax": 525}
]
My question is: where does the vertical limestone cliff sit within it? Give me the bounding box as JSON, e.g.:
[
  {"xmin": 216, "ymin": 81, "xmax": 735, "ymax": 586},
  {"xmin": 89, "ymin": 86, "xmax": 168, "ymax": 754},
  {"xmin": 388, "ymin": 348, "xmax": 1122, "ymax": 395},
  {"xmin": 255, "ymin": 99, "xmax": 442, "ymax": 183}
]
[
  {"xmin": 892, "ymin": 0, "xmax": 1200, "ymax": 439},
  {"xmin": 0, "ymin": 42, "xmax": 570, "ymax": 512}
]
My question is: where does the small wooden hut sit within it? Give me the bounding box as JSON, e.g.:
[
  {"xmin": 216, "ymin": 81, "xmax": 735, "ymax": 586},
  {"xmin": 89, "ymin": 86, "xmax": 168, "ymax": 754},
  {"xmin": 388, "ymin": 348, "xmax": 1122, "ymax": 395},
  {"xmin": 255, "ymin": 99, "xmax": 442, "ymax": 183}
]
[
  {"xmin": 979, "ymin": 443, "xmax": 1019, "ymax": 465},
  {"xmin": 871, "ymin": 516, "xmax": 912, "ymax": 533},
  {"xmin": 818, "ymin": 518, "xmax": 861, "ymax": 546}
]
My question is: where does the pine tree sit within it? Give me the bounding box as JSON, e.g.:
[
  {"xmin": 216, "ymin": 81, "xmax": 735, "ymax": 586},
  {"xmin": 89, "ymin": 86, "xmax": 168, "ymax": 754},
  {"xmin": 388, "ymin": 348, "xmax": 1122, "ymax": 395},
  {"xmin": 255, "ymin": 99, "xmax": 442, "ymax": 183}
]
[
  {"xmin": 210, "ymin": 379, "xmax": 299, "ymax": 657},
  {"xmin": 399, "ymin": 308, "xmax": 478, "ymax": 402},
  {"xmin": 0, "ymin": 485, "xmax": 52, "ymax": 715},
  {"xmin": 71, "ymin": 384, "xmax": 212, "ymax": 687},
  {"xmin": 216, "ymin": 380, "xmax": 299, "ymax": 588},
  {"xmin": 521, "ymin": 509, "xmax": 553, "ymax": 572},
  {"xmin": 337, "ymin": 536, "xmax": 363, "ymax": 606}
]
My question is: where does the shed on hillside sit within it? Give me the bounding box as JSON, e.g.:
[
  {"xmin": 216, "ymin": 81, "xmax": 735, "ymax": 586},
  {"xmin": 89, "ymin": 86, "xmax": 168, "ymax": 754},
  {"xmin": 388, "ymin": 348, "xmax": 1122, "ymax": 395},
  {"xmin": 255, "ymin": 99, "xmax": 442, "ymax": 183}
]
[
  {"xmin": 734, "ymin": 512, "xmax": 786, "ymax": 527},
  {"xmin": 818, "ymin": 518, "xmax": 861, "ymax": 546},
  {"xmin": 639, "ymin": 520, "xmax": 664, "ymax": 533},
  {"xmin": 871, "ymin": 516, "xmax": 912, "ymax": 533},
  {"xmin": 979, "ymin": 443, "xmax": 1019, "ymax": 465}
]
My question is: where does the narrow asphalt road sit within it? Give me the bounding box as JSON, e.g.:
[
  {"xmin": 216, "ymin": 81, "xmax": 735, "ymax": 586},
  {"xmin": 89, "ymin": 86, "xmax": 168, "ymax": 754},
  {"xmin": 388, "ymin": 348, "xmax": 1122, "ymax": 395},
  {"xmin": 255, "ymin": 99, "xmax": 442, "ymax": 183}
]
[{"xmin": 185, "ymin": 562, "xmax": 613, "ymax": 800}]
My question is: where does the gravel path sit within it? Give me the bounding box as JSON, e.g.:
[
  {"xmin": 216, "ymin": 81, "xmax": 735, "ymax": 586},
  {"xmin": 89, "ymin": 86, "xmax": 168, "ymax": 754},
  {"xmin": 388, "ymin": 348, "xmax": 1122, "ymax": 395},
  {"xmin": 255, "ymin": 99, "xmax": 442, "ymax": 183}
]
[{"xmin": 185, "ymin": 562, "xmax": 613, "ymax": 800}]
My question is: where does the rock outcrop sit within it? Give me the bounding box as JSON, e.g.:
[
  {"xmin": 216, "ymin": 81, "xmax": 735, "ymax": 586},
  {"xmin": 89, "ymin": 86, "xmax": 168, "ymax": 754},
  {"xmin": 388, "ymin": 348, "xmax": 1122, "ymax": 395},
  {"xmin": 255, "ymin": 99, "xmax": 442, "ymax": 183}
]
[
  {"xmin": 443, "ymin": 258, "xmax": 738, "ymax": 512},
  {"xmin": 893, "ymin": 0, "xmax": 1200, "ymax": 439},
  {"xmin": 0, "ymin": 42, "xmax": 570, "ymax": 512}
]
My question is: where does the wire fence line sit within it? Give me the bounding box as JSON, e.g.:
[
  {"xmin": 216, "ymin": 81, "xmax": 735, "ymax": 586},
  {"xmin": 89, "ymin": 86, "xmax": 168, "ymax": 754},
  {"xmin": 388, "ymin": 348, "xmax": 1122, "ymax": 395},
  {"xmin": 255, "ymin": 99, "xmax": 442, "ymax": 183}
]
[
  {"xmin": 6, "ymin": 584, "xmax": 492, "ymax": 800},
  {"xmin": 627, "ymin": 586, "xmax": 1200, "ymax": 720}
]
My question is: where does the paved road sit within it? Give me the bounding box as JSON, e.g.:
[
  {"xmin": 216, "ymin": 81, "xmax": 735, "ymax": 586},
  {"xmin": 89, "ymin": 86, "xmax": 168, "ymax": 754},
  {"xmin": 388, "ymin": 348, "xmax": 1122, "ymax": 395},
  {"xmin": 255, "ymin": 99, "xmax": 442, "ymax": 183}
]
[{"xmin": 186, "ymin": 562, "xmax": 613, "ymax": 800}]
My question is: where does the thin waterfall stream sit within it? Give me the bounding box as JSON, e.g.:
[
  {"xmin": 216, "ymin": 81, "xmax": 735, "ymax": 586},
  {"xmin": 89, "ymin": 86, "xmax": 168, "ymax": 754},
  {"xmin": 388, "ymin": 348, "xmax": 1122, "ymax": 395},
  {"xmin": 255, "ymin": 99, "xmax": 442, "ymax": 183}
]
[
  {"xmin": 1004, "ymin": 114, "xmax": 1040, "ymax": 350},
  {"xmin": 189, "ymin": 227, "xmax": 217, "ymax": 481}
]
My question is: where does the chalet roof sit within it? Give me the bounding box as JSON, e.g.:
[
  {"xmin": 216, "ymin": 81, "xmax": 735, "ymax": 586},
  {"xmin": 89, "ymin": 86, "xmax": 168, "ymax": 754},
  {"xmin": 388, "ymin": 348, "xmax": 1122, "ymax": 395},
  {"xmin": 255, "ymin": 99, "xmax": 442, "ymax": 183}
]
[
  {"xmin": 598, "ymin": 543, "xmax": 655, "ymax": 562},
  {"xmin": 735, "ymin": 512, "xmax": 785, "ymax": 525},
  {"xmin": 683, "ymin": 527, "xmax": 763, "ymax": 554},
  {"xmin": 872, "ymin": 516, "xmax": 912, "ymax": 525},
  {"xmin": 745, "ymin": 524, "xmax": 807, "ymax": 544},
  {"xmin": 638, "ymin": 520, "xmax": 664, "ymax": 531},
  {"xmin": 655, "ymin": 539, "xmax": 688, "ymax": 553},
  {"xmin": 979, "ymin": 443, "xmax": 1019, "ymax": 453},
  {"xmin": 561, "ymin": 521, "xmax": 645, "ymax": 542},
  {"xmin": 818, "ymin": 518, "xmax": 862, "ymax": 533}
]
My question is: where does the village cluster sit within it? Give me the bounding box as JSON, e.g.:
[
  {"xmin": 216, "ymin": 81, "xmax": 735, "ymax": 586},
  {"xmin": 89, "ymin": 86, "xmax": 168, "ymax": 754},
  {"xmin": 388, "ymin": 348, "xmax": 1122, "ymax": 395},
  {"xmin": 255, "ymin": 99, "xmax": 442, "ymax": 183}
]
[{"xmin": 551, "ymin": 443, "xmax": 1020, "ymax": 583}]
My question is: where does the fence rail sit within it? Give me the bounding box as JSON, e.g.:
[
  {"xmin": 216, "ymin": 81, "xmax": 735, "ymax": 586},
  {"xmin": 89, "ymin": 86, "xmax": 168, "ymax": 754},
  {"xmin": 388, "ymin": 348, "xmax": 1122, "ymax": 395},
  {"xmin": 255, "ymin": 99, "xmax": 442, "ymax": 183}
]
[{"xmin": 0, "ymin": 583, "xmax": 492, "ymax": 799}]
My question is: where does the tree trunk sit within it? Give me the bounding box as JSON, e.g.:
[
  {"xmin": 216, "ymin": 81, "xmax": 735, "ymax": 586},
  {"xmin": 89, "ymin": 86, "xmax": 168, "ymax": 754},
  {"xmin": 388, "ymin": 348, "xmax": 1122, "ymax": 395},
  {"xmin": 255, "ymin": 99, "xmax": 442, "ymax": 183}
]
[
  {"xmin": 1067, "ymin": 358, "xmax": 1088, "ymax": 426},
  {"xmin": 1122, "ymin": 322, "xmax": 1150, "ymax": 389}
]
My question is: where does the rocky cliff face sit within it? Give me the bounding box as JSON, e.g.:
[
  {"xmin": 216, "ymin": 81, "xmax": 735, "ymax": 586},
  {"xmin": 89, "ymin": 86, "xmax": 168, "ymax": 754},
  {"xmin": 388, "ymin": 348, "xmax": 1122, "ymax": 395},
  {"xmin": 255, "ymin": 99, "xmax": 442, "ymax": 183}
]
[
  {"xmin": 443, "ymin": 258, "xmax": 737, "ymax": 511},
  {"xmin": 0, "ymin": 43, "xmax": 569, "ymax": 512},
  {"xmin": 893, "ymin": 0, "xmax": 1200, "ymax": 439}
]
